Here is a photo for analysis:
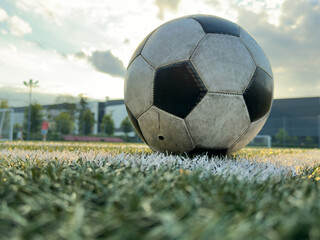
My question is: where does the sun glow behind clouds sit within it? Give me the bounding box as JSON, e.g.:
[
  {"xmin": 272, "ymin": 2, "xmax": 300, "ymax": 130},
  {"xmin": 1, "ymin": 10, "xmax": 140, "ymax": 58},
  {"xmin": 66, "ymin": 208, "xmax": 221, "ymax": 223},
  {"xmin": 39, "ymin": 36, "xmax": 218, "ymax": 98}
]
[
  {"xmin": 0, "ymin": 37, "xmax": 123, "ymax": 100},
  {"xmin": 0, "ymin": 8, "xmax": 8, "ymax": 21},
  {"xmin": 0, "ymin": 0, "xmax": 319, "ymax": 106},
  {"xmin": 238, "ymin": 0, "xmax": 285, "ymax": 26}
]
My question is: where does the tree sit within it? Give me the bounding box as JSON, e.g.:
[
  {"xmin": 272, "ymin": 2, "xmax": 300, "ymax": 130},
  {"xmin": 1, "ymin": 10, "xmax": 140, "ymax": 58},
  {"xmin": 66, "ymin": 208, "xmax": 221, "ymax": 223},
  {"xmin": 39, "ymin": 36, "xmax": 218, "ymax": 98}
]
[
  {"xmin": 288, "ymin": 136, "xmax": 299, "ymax": 146},
  {"xmin": 305, "ymin": 136, "xmax": 314, "ymax": 146},
  {"xmin": 101, "ymin": 114, "xmax": 115, "ymax": 135},
  {"xmin": 54, "ymin": 95, "xmax": 77, "ymax": 119},
  {"xmin": 275, "ymin": 128, "xmax": 289, "ymax": 146},
  {"xmin": 55, "ymin": 112, "xmax": 74, "ymax": 135},
  {"xmin": 78, "ymin": 94, "xmax": 89, "ymax": 135},
  {"xmin": 81, "ymin": 109, "xmax": 94, "ymax": 135},
  {"xmin": 13, "ymin": 123, "xmax": 22, "ymax": 139},
  {"xmin": 23, "ymin": 79, "xmax": 39, "ymax": 140},
  {"xmin": 121, "ymin": 116, "xmax": 133, "ymax": 141},
  {"xmin": 79, "ymin": 94, "xmax": 88, "ymax": 112},
  {"xmin": 0, "ymin": 100, "xmax": 11, "ymax": 139},
  {"xmin": 24, "ymin": 104, "xmax": 43, "ymax": 138},
  {"xmin": 0, "ymin": 100, "xmax": 9, "ymax": 108}
]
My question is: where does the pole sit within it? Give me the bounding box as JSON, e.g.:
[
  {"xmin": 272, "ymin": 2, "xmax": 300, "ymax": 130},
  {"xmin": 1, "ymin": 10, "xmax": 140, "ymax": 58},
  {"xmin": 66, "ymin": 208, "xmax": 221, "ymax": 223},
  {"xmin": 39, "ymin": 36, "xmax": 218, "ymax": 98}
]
[
  {"xmin": 24, "ymin": 79, "xmax": 39, "ymax": 140},
  {"xmin": 27, "ymin": 85, "xmax": 32, "ymax": 140},
  {"xmin": 267, "ymin": 135, "xmax": 271, "ymax": 148},
  {"xmin": 9, "ymin": 109, "xmax": 14, "ymax": 141},
  {"xmin": 0, "ymin": 110, "xmax": 5, "ymax": 137}
]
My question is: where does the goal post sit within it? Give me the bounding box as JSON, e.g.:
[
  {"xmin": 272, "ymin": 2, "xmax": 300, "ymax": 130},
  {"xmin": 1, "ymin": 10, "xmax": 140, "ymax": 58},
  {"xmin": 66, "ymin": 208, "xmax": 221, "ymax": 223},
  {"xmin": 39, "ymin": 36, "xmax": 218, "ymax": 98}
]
[
  {"xmin": 249, "ymin": 135, "xmax": 272, "ymax": 148},
  {"xmin": 0, "ymin": 108, "xmax": 14, "ymax": 141}
]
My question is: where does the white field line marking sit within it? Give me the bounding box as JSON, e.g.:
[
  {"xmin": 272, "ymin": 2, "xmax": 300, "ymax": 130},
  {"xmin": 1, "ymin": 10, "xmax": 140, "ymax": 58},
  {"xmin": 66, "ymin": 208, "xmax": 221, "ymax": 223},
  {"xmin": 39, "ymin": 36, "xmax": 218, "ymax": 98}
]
[{"xmin": 1, "ymin": 148, "xmax": 319, "ymax": 182}]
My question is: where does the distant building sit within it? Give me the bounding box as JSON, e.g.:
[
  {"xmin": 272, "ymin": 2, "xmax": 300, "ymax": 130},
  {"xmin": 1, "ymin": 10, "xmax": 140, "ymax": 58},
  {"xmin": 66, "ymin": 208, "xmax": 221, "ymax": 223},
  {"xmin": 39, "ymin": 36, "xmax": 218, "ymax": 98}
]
[
  {"xmin": 13, "ymin": 103, "xmax": 79, "ymax": 134},
  {"xmin": 12, "ymin": 97, "xmax": 320, "ymax": 146},
  {"xmin": 12, "ymin": 99, "xmax": 131, "ymax": 136},
  {"xmin": 103, "ymin": 100, "xmax": 126, "ymax": 134},
  {"xmin": 260, "ymin": 97, "xmax": 320, "ymax": 145},
  {"xmin": 104, "ymin": 97, "xmax": 320, "ymax": 145},
  {"xmin": 260, "ymin": 97, "xmax": 320, "ymax": 135}
]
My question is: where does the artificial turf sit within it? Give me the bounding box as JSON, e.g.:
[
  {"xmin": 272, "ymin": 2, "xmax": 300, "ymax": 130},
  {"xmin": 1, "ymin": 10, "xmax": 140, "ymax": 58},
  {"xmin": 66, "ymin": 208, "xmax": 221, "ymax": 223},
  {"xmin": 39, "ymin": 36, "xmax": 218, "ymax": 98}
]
[{"xmin": 0, "ymin": 142, "xmax": 319, "ymax": 240}]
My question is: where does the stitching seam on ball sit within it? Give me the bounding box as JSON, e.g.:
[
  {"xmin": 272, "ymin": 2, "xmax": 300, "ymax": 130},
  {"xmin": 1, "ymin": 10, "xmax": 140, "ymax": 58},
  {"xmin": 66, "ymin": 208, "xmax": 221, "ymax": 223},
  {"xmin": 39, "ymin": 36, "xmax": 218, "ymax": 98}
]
[
  {"xmin": 242, "ymin": 68, "xmax": 257, "ymax": 95},
  {"xmin": 228, "ymin": 112, "xmax": 270, "ymax": 150},
  {"xmin": 190, "ymin": 18, "xmax": 240, "ymax": 37},
  {"xmin": 140, "ymin": 54, "xmax": 156, "ymax": 70},
  {"xmin": 239, "ymin": 38, "xmax": 273, "ymax": 80},
  {"xmin": 228, "ymin": 125, "xmax": 251, "ymax": 150},
  {"xmin": 258, "ymin": 66, "xmax": 273, "ymax": 79},
  {"xmin": 184, "ymin": 119, "xmax": 196, "ymax": 148},
  {"xmin": 208, "ymin": 91, "xmax": 242, "ymax": 96},
  {"xmin": 136, "ymin": 105, "xmax": 153, "ymax": 120},
  {"xmin": 184, "ymin": 92, "xmax": 208, "ymax": 121},
  {"xmin": 127, "ymin": 29, "xmax": 157, "ymax": 69},
  {"xmin": 190, "ymin": 33, "xmax": 207, "ymax": 60},
  {"xmin": 157, "ymin": 60, "xmax": 189, "ymax": 70},
  {"xmin": 239, "ymin": 38, "xmax": 257, "ymax": 94}
]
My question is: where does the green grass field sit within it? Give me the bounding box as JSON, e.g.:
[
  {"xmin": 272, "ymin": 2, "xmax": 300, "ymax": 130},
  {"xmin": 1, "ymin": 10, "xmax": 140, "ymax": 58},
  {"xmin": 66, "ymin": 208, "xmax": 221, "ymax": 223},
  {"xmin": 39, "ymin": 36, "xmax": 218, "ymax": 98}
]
[{"xmin": 0, "ymin": 142, "xmax": 319, "ymax": 240}]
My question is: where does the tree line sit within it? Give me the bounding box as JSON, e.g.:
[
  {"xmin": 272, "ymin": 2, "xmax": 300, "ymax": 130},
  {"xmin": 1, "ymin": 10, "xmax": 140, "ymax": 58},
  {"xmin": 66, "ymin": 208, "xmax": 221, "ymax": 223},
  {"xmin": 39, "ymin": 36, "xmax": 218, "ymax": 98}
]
[{"xmin": 2, "ymin": 95, "xmax": 133, "ymax": 141}]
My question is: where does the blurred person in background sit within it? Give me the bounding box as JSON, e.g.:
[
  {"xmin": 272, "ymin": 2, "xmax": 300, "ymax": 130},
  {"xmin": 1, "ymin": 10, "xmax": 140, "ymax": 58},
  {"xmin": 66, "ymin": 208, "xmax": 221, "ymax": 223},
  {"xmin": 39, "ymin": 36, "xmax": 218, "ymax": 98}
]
[
  {"xmin": 41, "ymin": 119, "xmax": 49, "ymax": 141},
  {"xmin": 17, "ymin": 129, "xmax": 23, "ymax": 141}
]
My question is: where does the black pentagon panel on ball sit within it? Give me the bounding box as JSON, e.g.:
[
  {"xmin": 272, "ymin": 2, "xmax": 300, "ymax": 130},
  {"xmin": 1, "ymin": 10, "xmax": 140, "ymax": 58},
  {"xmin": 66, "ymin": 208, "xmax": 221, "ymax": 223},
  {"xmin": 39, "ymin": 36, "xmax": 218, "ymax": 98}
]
[
  {"xmin": 127, "ymin": 31, "xmax": 154, "ymax": 69},
  {"xmin": 243, "ymin": 67, "xmax": 273, "ymax": 122},
  {"xmin": 125, "ymin": 106, "xmax": 147, "ymax": 143},
  {"xmin": 191, "ymin": 15, "xmax": 240, "ymax": 36},
  {"xmin": 154, "ymin": 61, "xmax": 207, "ymax": 119}
]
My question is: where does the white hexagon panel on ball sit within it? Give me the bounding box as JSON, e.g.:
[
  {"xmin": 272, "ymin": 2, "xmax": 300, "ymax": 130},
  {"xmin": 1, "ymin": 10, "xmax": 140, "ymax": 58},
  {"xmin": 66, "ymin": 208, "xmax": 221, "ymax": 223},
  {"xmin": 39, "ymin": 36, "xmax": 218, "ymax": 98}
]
[
  {"xmin": 191, "ymin": 34, "xmax": 256, "ymax": 94},
  {"xmin": 124, "ymin": 56, "xmax": 154, "ymax": 118},
  {"xmin": 186, "ymin": 93, "xmax": 251, "ymax": 149},
  {"xmin": 138, "ymin": 106, "xmax": 195, "ymax": 154},
  {"xmin": 142, "ymin": 18, "xmax": 205, "ymax": 69}
]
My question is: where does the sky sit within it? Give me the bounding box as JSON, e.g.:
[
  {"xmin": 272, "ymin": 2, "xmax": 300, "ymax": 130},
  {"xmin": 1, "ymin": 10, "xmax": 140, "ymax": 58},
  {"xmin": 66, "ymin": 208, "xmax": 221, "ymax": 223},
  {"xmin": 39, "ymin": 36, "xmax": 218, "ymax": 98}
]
[{"xmin": 0, "ymin": 0, "xmax": 319, "ymax": 107}]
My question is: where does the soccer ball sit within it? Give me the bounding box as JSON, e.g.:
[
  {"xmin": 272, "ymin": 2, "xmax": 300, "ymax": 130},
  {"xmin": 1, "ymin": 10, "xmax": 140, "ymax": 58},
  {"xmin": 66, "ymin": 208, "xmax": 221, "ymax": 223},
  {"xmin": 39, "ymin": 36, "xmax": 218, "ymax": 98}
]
[{"xmin": 124, "ymin": 15, "xmax": 273, "ymax": 155}]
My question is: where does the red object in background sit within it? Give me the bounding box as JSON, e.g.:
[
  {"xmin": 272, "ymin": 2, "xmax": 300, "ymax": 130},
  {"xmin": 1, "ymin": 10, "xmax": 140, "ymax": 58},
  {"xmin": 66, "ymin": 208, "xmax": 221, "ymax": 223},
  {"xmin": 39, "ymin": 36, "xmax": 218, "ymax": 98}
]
[{"xmin": 42, "ymin": 120, "xmax": 49, "ymax": 130}]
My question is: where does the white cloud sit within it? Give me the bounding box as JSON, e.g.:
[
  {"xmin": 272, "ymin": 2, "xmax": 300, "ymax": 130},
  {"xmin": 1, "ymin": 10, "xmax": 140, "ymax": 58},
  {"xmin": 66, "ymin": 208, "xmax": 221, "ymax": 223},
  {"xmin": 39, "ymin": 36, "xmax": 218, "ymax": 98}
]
[
  {"xmin": 88, "ymin": 50, "xmax": 126, "ymax": 77},
  {"xmin": 0, "ymin": 8, "xmax": 8, "ymax": 22},
  {"xmin": 154, "ymin": 0, "xmax": 181, "ymax": 19},
  {"xmin": 8, "ymin": 44, "xmax": 17, "ymax": 52},
  {"xmin": 16, "ymin": 0, "xmax": 65, "ymax": 25},
  {"xmin": 0, "ymin": 37, "xmax": 124, "ymax": 104},
  {"xmin": 0, "ymin": 7, "xmax": 32, "ymax": 37},
  {"xmin": 0, "ymin": 0, "xmax": 318, "ymax": 103},
  {"xmin": 235, "ymin": 0, "xmax": 320, "ymax": 98},
  {"xmin": 13, "ymin": 0, "xmax": 161, "ymax": 63},
  {"xmin": 7, "ymin": 16, "xmax": 32, "ymax": 37}
]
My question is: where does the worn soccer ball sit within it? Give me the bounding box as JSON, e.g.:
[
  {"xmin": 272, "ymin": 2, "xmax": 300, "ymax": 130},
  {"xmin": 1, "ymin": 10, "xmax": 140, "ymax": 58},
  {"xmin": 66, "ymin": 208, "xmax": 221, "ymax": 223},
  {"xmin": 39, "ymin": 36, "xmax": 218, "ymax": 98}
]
[{"xmin": 124, "ymin": 15, "xmax": 273, "ymax": 155}]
